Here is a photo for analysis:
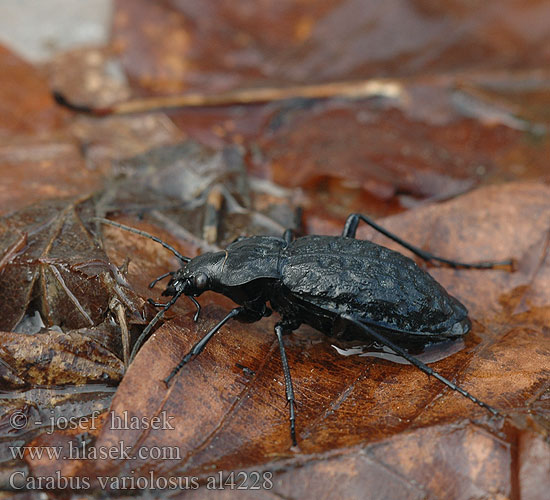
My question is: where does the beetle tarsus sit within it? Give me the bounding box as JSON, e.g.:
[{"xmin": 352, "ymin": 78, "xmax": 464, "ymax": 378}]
[
  {"xmin": 290, "ymin": 401, "xmax": 297, "ymax": 447},
  {"xmin": 439, "ymin": 374, "xmax": 500, "ymax": 416},
  {"xmin": 164, "ymin": 352, "xmax": 194, "ymax": 386},
  {"xmin": 275, "ymin": 323, "xmax": 298, "ymax": 446}
]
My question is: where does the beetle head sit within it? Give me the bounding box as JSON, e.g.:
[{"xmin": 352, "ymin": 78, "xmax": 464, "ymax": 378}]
[{"xmin": 161, "ymin": 251, "xmax": 226, "ymax": 298}]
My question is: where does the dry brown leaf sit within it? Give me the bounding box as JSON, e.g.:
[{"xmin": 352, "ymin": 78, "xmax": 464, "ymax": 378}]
[
  {"xmin": 0, "ymin": 198, "xmax": 151, "ymax": 389},
  {"xmin": 0, "ymin": 197, "xmax": 145, "ymax": 332},
  {"xmin": 3, "ymin": 1, "xmax": 550, "ymax": 497}
]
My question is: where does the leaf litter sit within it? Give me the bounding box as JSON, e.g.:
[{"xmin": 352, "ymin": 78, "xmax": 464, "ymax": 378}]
[
  {"xmin": 0, "ymin": 196, "xmax": 149, "ymax": 477},
  {"xmin": 2, "ymin": 0, "xmax": 550, "ymax": 496},
  {"xmin": 19, "ymin": 183, "xmax": 548, "ymax": 497}
]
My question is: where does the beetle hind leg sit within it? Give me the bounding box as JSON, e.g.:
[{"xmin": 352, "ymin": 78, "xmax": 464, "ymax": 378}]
[
  {"xmin": 275, "ymin": 323, "xmax": 298, "ymax": 446},
  {"xmin": 340, "ymin": 314, "xmax": 500, "ymax": 417},
  {"xmin": 342, "ymin": 213, "xmax": 514, "ymax": 270}
]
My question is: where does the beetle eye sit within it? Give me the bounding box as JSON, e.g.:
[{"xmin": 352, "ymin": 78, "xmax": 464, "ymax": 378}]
[{"xmin": 194, "ymin": 272, "xmax": 208, "ymax": 290}]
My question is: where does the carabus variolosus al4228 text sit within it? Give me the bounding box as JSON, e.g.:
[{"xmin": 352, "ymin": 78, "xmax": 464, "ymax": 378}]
[{"xmin": 99, "ymin": 214, "xmax": 512, "ymax": 446}]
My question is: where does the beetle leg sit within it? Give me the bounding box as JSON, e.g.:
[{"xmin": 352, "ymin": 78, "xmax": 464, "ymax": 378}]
[
  {"xmin": 275, "ymin": 323, "xmax": 297, "ymax": 446},
  {"xmin": 149, "ymin": 296, "xmax": 200, "ymax": 321},
  {"xmin": 281, "ymin": 207, "xmax": 303, "ymax": 245},
  {"xmin": 147, "ymin": 298, "xmax": 167, "ymax": 308},
  {"xmin": 164, "ymin": 306, "xmax": 244, "ymax": 386},
  {"xmin": 283, "ymin": 229, "xmax": 295, "ymax": 244},
  {"xmin": 189, "ymin": 296, "xmax": 201, "ymax": 322},
  {"xmin": 342, "ymin": 213, "xmax": 514, "ymax": 270},
  {"xmin": 130, "ymin": 289, "xmax": 185, "ymax": 362},
  {"xmin": 149, "ymin": 271, "xmax": 175, "ymax": 289},
  {"xmin": 340, "ymin": 314, "xmax": 500, "ymax": 417}
]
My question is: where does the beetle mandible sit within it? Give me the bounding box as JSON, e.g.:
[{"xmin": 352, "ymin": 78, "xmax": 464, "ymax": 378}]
[{"xmin": 99, "ymin": 214, "xmax": 512, "ymax": 446}]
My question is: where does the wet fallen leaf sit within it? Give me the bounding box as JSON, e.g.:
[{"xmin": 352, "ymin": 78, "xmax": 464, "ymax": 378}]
[
  {"xmin": 108, "ymin": 0, "xmax": 550, "ymax": 221},
  {"xmin": 0, "ymin": 327, "xmax": 125, "ymax": 388},
  {"xmin": 47, "ymin": 47, "xmax": 131, "ymax": 111},
  {"xmin": 257, "ymin": 82, "xmax": 550, "ymax": 221},
  {"xmin": 68, "ymin": 112, "xmax": 185, "ymax": 173},
  {"xmin": 113, "ymin": 0, "xmax": 550, "ymax": 93},
  {"xmin": 0, "ymin": 197, "xmax": 152, "ymax": 394}
]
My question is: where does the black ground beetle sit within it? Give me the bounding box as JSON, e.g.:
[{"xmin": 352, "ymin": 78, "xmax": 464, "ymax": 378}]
[{"xmin": 99, "ymin": 214, "xmax": 512, "ymax": 446}]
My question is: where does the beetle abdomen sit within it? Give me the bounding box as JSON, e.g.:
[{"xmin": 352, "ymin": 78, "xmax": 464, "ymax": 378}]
[{"xmin": 280, "ymin": 236, "xmax": 470, "ymax": 337}]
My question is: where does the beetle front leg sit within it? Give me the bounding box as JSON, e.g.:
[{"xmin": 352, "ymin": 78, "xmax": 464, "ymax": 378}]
[
  {"xmin": 275, "ymin": 323, "xmax": 297, "ymax": 446},
  {"xmin": 189, "ymin": 296, "xmax": 201, "ymax": 322},
  {"xmin": 164, "ymin": 306, "xmax": 244, "ymax": 386},
  {"xmin": 342, "ymin": 213, "xmax": 514, "ymax": 270},
  {"xmin": 149, "ymin": 271, "xmax": 175, "ymax": 289}
]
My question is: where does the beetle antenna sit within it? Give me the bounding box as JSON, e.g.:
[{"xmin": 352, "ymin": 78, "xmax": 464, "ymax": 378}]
[{"xmin": 94, "ymin": 217, "xmax": 190, "ymax": 263}]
